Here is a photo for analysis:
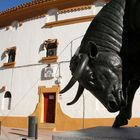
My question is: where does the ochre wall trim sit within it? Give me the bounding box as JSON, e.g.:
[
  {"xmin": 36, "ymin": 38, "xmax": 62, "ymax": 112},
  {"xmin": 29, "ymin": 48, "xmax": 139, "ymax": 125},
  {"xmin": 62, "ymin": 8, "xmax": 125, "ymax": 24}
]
[
  {"xmin": 31, "ymin": 85, "xmax": 60, "ymax": 124},
  {"xmin": 3, "ymin": 62, "xmax": 16, "ymax": 68},
  {"xmin": 0, "ymin": 113, "xmax": 140, "ymax": 131},
  {"xmin": 55, "ymin": 103, "xmax": 140, "ymax": 131},
  {"xmin": 0, "ymin": 115, "xmax": 139, "ymax": 130},
  {"xmin": 44, "ymin": 15, "xmax": 95, "ymax": 28},
  {"xmin": 0, "ymin": 116, "xmax": 28, "ymax": 128},
  {"xmin": 41, "ymin": 56, "xmax": 58, "ymax": 63}
]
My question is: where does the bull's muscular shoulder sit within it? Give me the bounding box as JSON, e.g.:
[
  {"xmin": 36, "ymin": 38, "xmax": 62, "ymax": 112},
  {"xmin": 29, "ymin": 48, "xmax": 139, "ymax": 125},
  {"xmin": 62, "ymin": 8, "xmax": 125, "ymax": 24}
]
[
  {"xmin": 121, "ymin": 0, "xmax": 140, "ymax": 53},
  {"xmin": 126, "ymin": 0, "xmax": 140, "ymax": 32},
  {"xmin": 120, "ymin": 0, "xmax": 140, "ymax": 78}
]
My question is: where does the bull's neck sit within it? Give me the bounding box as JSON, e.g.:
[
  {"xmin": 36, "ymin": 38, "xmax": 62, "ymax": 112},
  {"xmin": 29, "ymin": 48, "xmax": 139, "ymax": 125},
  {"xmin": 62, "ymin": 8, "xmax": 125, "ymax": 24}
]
[
  {"xmin": 97, "ymin": 45, "xmax": 121, "ymax": 54},
  {"xmin": 81, "ymin": 0, "xmax": 125, "ymax": 56}
]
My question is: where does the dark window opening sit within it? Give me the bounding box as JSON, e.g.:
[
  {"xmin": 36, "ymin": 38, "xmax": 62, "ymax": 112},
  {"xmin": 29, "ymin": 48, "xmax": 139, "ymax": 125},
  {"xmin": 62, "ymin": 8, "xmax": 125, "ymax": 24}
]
[
  {"xmin": 44, "ymin": 93, "xmax": 56, "ymax": 123},
  {"xmin": 8, "ymin": 49, "xmax": 16, "ymax": 63},
  {"xmin": 44, "ymin": 39, "xmax": 58, "ymax": 57},
  {"xmin": 4, "ymin": 91, "xmax": 12, "ymax": 98}
]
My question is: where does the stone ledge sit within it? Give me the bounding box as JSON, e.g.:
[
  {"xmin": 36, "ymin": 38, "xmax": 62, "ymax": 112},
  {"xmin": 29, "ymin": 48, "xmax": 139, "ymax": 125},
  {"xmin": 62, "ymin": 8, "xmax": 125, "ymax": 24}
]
[{"xmin": 53, "ymin": 126, "xmax": 140, "ymax": 140}]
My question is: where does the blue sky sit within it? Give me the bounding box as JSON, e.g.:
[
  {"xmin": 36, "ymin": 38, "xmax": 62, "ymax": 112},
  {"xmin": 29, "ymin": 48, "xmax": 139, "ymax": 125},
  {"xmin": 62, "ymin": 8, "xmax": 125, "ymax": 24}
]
[{"xmin": 0, "ymin": 0, "xmax": 33, "ymax": 12}]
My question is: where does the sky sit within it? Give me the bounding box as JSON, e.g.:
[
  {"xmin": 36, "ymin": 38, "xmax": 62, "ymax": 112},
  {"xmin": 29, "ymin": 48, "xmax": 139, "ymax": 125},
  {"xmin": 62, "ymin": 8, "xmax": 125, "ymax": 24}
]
[{"xmin": 0, "ymin": 0, "xmax": 33, "ymax": 12}]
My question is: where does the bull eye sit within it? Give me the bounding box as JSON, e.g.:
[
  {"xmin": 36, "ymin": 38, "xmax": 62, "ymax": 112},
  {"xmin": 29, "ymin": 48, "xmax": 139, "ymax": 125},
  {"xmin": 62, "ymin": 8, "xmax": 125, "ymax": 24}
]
[
  {"xmin": 90, "ymin": 73, "xmax": 94, "ymax": 80},
  {"xmin": 115, "ymin": 65, "xmax": 122, "ymax": 71},
  {"xmin": 88, "ymin": 42, "xmax": 98, "ymax": 59}
]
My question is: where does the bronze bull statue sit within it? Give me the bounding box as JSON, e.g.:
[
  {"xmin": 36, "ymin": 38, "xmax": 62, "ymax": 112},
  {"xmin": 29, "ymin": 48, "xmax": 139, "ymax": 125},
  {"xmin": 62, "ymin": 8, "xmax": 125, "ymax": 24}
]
[{"xmin": 60, "ymin": 0, "xmax": 140, "ymax": 127}]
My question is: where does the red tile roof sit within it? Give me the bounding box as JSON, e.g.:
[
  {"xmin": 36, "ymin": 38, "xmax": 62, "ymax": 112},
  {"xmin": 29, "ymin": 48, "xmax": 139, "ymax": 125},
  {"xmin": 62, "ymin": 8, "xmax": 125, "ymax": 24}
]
[
  {"xmin": 0, "ymin": 0, "xmax": 109, "ymax": 28},
  {"xmin": 0, "ymin": 0, "xmax": 54, "ymax": 16}
]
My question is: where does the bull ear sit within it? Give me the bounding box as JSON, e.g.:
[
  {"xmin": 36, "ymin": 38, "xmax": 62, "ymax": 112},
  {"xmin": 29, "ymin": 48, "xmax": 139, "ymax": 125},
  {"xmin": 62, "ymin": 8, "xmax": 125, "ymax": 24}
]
[{"xmin": 88, "ymin": 42, "xmax": 98, "ymax": 59}]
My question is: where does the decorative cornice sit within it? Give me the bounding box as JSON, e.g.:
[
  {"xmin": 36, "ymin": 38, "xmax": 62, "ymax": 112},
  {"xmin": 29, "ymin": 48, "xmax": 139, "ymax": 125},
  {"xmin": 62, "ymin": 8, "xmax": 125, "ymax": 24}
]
[
  {"xmin": 59, "ymin": 5, "xmax": 92, "ymax": 14},
  {"xmin": 0, "ymin": 0, "xmax": 109, "ymax": 28},
  {"xmin": 44, "ymin": 15, "xmax": 95, "ymax": 28},
  {"xmin": 0, "ymin": 0, "xmax": 94, "ymax": 28}
]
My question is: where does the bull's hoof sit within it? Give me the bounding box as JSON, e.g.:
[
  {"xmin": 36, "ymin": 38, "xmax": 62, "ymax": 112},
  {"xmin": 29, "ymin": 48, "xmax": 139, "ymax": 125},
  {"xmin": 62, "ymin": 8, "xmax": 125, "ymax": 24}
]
[{"xmin": 112, "ymin": 116, "xmax": 128, "ymax": 128}]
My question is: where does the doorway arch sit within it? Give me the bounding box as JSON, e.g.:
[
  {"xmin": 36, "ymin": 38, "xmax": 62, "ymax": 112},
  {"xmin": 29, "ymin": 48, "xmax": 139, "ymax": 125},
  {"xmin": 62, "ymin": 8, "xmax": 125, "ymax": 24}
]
[{"xmin": 32, "ymin": 85, "xmax": 60, "ymax": 124}]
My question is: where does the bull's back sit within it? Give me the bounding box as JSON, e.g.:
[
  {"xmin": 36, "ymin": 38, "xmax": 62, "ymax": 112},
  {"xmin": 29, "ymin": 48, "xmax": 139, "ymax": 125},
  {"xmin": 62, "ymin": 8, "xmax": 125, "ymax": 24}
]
[{"xmin": 121, "ymin": 0, "xmax": 140, "ymax": 79}]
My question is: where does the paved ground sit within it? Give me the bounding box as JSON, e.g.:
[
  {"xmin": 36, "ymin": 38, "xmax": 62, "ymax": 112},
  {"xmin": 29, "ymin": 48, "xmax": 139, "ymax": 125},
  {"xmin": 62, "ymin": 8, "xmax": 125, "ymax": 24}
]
[
  {"xmin": 1, "ymin": 126, "xmax": 140, "ymax": 140},
  {"xmin": 0, "ymin": 126, "xmax": 56, "ymax": 140}
]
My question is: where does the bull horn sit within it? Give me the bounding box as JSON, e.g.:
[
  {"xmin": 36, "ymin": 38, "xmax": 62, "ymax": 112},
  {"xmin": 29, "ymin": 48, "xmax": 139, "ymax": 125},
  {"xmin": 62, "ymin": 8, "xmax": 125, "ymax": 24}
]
[
  {"xmin": 67, "ymin": 84, "xmax": 84, "ymax": 105},
  {"xmin": 60, "ymin": 53, "xmax": 89, "ymax": 94},
  {"xmin": 60, "ymin": 77, "xmax": 77, "ymax": 94}
]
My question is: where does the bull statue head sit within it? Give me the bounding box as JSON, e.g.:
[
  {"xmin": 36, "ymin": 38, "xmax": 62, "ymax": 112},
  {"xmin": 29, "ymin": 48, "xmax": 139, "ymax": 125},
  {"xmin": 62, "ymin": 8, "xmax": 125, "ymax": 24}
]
[{"xmin": 60, "ymin": 0, "xmax": 126, "ymax": 113}]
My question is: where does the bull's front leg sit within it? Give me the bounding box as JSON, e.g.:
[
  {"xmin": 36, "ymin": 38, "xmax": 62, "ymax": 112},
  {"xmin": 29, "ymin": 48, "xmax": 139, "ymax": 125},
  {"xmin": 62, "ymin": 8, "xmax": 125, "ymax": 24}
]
[{"xmin": 113, "ymin": 80, "xmax": 139, "ymax": 127}]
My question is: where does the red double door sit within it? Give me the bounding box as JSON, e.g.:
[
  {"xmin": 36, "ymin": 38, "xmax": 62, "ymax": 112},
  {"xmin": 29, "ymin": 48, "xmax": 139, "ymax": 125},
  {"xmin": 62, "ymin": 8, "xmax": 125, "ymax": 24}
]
[{"xmin": 44, "ymin": 93, "xmax": 56, "ymax": 123}]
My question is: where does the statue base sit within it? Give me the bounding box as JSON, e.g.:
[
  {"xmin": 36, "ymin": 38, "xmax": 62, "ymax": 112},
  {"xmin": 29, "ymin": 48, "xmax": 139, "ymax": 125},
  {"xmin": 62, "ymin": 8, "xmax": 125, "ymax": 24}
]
[{"xmin": 53, "ymin": 126, "xmax": 140, "ymax": 140}]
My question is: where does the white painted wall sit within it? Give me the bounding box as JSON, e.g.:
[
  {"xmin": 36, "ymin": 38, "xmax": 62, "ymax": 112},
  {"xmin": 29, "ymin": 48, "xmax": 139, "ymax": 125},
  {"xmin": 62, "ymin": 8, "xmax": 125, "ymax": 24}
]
[{"xmin": 0, "ymin": 4, "xmax": 140, "ymax": 120}]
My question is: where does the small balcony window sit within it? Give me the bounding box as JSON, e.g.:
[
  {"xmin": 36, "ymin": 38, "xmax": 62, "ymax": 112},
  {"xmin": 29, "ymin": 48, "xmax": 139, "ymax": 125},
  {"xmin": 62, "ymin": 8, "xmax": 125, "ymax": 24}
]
[
  {"xmin": 8, "ymin": 49, "xmax": 16, "ymax": 63},
  {"xmin": 41, "ymin": 39, "xmax": 58, "ymax": 63},
  {"xmin": 46, "ymin": 39, "xmax": 57, "ymax": 57},
  {"xmin": 3, "ymin": 47, "xmax": 16, "ymax": 68}
]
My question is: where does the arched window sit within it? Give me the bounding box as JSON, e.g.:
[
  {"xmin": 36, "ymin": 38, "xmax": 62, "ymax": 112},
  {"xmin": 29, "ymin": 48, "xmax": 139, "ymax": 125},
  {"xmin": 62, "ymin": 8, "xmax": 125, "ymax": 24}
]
[
  {"xmin": 4, "ymin": 91, "xmax": 11, "ymax": 98},
  {"xmin": 3, "ymin": 91, "xmax": 12, "ymax": 110}
]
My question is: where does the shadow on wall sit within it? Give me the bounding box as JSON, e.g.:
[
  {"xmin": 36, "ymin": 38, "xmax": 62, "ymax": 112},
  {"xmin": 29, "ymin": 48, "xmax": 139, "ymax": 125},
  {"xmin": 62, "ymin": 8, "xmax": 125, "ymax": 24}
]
[
  {"xmin": 1, "ymin": 51, "xmax": 7, "ymax": 61},
  {"xmin": 38, "ymin": 43, "xmax": 45, "ymax": 54},
  {"xmin": 41, "ymin": 66, "xmax": 54, "ymax": 81},
  {"xmin": 9, "ymin": 132, "xmax": 28, "ymax": 137},
  {"xmin": 0, "ymin": 86, "xmax": 6, "ymax": 93}
]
